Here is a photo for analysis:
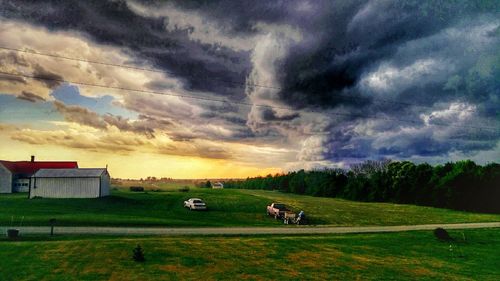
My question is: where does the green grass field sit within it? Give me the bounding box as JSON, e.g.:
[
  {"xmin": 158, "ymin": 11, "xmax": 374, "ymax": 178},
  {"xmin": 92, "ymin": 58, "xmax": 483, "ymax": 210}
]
[
  {"xmin": 1, "ymin": 185, "xmax": 499, "ymax": 227},
  {"xmin": 1, "ymin": 229, "xmax": 499, "ymax": 280}
]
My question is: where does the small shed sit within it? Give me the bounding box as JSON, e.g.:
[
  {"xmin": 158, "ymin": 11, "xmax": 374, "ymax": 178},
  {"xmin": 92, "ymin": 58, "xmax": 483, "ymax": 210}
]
[{"xmin": 30, "ymin": 168, "xmax": 110, "ymax": 198}]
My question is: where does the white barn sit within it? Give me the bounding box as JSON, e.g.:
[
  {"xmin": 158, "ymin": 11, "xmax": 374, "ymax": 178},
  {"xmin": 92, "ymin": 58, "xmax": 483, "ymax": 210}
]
[{"xmin": 30, "ymin": 168, "xmax": 110, "ymax": 198}]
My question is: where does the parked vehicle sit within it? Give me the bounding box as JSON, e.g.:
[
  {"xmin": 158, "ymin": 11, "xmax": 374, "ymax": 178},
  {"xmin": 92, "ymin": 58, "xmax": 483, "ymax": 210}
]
[
  {"xmin": 266, "ymin": 203, "xmax": 290, "ymax": 219},
  {"xmin": 184, "ymin": 198, "xmax": 207, "ymax": 210}
]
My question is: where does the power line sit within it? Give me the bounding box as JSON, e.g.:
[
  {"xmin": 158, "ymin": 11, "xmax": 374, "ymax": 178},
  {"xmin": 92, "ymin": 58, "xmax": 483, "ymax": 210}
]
[
  {"xmin": 0, "ymin": 46, "xmax": 476, "ymax": 113},
  {"xmin": 0, "ymin": 70, "xmax": 498, "ymax": 132},
  {"xmin": 0, "ymin": 70, "xmax": 285, "ymax": 110},
  {"xmin": 0, "ymin": 46, "xmax": 280, "ymax": 90}
]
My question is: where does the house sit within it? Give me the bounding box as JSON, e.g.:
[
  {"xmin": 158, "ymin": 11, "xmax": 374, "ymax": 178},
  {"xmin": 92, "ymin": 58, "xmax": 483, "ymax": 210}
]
[
  {"xmin": 0, "ymin": 156, "xmax": 78, "ymax": 193},
  {"xmin": 211, "ymin": 182, "xmax": 224, "ymax": 189},
  {"xmin": 30, "ymin": 168, "xmax": 110, "ymax": 198}
]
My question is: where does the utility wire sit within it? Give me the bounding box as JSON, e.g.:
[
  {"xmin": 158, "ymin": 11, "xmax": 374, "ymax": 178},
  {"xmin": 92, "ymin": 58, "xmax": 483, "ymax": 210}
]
[
  {"xmin": 0, "ymin": 70, "xmax": 288, "ymax": 109},
  {"xmin": 0, "ymin": 46, "xmax": 281, "ymax": 90},
  {"xmin": 0, "ymin": 46, "xmax": 476, "ymax": 112},
  {"xmin": 0, "ymin": 70, "xmax": 498, "ymax": 132}
]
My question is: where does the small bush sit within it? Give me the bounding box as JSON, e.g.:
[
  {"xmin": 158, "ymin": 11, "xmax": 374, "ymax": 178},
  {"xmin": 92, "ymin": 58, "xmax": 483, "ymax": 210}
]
[
  {"xmin": 130, "ymin": 186, "xmax": 144, "ymax": 192},
  {"xmin": 133, "ymin": 244, "xmax": 145, "ymax": 262},
  {"xmin": 434, "ymin": 227, "xmax": 453, "ymax": 241},
  {"xmin": 178, "ymin": 186, "xmax": 190, "ymax": 192}
]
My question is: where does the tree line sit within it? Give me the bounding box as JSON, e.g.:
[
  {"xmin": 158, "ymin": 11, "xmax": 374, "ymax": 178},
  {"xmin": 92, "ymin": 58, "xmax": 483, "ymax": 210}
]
[{"xmin": 223, "ymin": 160, "xmax": 500, "ymax": 213}]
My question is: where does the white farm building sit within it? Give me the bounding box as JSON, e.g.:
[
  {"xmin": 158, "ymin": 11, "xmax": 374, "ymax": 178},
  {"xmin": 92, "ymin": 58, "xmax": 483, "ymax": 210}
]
[
  {"xmin": 30, "ymin": 168, "xmax": 110, "ymax": 198},
  {"xmin": 211, "ymin": 182, "xmax": 224, "ymax": 189}
]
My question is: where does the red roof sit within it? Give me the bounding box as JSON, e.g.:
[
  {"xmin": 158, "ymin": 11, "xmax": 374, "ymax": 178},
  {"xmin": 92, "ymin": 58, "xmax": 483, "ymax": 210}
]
[{"xmin": 0, "ymin": 161, "xmax": 78, "ymax": 176}]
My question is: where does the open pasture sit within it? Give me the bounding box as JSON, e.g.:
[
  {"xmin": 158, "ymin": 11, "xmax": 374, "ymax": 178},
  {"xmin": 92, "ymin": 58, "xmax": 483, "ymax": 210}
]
[{"xmin": 1, "ymin": 184, "xmax": 499, "ymax": 227}]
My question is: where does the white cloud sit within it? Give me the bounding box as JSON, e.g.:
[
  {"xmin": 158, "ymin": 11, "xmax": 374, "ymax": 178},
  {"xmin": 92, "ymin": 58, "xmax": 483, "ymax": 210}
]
[
  {"xmin": 245, "ymin": 23, "xmax": 304, "ymax": 134},
  {"xmin": 361, "ymin": 58, "xmax": 446, "ymax": 93},
  {"xmin": 420, "ymin": 102, "xmax": 476, "ymax": 126},
  {"xmin": 297, "ymin": 135, "xmax": 330, "ymax": 161}
]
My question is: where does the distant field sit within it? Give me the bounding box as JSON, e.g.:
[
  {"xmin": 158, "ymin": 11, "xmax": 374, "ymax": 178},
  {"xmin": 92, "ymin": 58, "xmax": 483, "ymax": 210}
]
[
  {"xmin": 1, "ymin": 229, "xmax": 499, "ymax": 280},
  {"xmin": 0, "ymin": 184, "xmax": 499, "ymax": 227},
  {"xmin": 113, "ymin": 180, "xmax": 197, "ymax": 191}
]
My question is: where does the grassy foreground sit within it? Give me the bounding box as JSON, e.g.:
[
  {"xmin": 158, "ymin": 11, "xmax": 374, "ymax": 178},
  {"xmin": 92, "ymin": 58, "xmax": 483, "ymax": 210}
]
[
  {"xmin": 0, "ymin": 229, "xmax": 499, "ymax": 280},
  {"xmin": 1, "ymin": 186, "xmax": 500, "ymax": 227}
]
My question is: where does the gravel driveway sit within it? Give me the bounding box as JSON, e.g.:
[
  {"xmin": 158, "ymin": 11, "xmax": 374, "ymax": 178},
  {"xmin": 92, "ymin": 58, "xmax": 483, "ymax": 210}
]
[{"xmin": 2, "ymin": 222, "xmax": 499, "ymax": 236}]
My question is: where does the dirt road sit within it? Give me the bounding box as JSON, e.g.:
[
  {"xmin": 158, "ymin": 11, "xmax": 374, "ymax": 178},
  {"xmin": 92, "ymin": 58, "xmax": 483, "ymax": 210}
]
[{"xmin": 2, "ymin": 222, "xmax": 499, "ymax": 236}]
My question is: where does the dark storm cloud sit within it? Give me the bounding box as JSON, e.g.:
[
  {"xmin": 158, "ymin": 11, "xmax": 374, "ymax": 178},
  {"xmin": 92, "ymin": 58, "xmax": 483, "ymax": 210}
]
[
  {"xmin": 0, "ymin": 0, "xmax": 253, "ymax": 98},
  {"xmin": 1, "ymin": 0, "xmax": 499, "ymax": 165},
  {"xmin": 2, "ymin": 0, "xmax": 495, "ymax": 109},
  {"xmin": 372, "ymin": 126, "xmax": 500, "ymax": 158},
  {"xmin": 138, "ymin": 0, "xmax": 317, "ymax": 34},
  {"xmin": 278, "ymin": 1, "xmax": 500, "ymax": 109},
  {"xmin": 299, "ymin": 120, "xmax": 500, "ymax": 163}
]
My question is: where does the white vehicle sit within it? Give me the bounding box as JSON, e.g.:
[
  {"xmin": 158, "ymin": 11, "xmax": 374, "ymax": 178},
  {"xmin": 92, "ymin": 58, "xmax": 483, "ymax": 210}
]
[{"xmin": 183, "ymin": 198, "xmax": 207, "ymax": 210}]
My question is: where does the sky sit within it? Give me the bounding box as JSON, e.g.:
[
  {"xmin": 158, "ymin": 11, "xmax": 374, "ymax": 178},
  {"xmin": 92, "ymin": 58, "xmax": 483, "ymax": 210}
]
[{"xmin": 0, "ymin": 0, "xmax": 499, "ymax": 179}]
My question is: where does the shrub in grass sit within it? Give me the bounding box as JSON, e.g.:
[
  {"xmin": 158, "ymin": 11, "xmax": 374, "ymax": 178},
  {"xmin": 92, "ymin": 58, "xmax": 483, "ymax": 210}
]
[
  {"xmin": 178, "ymin": 186, "xmax": 190, "ymax": 192},
  {"xmin": 434, "ymin": 227, "xmax": 453, "ymax": 241},
  {"xmin": 130, "ymin": 186, "xmax": 144, "ymax": 192},
  {"xmin": 132, "ymin": 244, "xmax": 145, "ymax": 262}
]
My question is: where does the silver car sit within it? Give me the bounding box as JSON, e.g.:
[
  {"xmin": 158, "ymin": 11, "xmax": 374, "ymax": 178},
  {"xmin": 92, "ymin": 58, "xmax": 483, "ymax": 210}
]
[{"xmin": 183, "ymin": 198, "xmax": 207, "ymax": 210}]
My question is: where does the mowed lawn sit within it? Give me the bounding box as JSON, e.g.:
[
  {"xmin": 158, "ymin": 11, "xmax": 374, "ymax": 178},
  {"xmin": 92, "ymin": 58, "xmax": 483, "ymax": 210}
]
[
  {"xmin": 0, "ymin": 186, "xmax": 500, "ymax": 227},
  {"xmin": 1, "ymin": 229, "xmax": 499, "ymax": 280}
]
